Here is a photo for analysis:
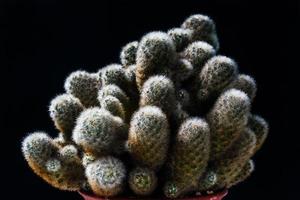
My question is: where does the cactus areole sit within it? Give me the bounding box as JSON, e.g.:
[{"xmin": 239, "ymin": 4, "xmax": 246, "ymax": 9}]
[{"xmin": 22, "ymin": 14, "xmax": 269, "ymax": 199}]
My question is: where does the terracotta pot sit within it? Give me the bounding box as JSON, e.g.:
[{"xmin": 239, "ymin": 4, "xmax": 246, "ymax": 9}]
[{"xmin": 79, "ymin": 190, "xmax": 228, "ymax": 200}]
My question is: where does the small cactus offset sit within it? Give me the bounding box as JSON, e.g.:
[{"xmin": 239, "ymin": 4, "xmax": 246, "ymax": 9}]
[
  {"xmin": 128, "ymin": 167, "xmax": 158, "ymax": 196},
  {"xmin": 22, "ymin": 14, "xmax": 269, "ymax": 198}
]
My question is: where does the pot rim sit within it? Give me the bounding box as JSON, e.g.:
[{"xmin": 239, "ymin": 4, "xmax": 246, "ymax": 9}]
[{"xmin": 79, "ymin": 190, "xmax": 228, "ymax": 200}]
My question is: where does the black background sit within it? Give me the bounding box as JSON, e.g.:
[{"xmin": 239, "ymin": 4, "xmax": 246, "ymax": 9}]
[{"xmin": 4, "ymin": 0, "xmax": 298, "ymax": 200}]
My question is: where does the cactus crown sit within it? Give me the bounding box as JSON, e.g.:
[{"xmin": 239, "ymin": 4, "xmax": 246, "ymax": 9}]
[{"xmin": 22, "ymin": 14, "xmax": 268, "ymax": 198}]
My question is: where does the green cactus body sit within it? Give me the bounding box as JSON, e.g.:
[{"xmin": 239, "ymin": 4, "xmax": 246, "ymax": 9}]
[
  {"xmin": 128, "ymin": 167, "xmax": 158, "ymax": 196},
  {"xmin": 49, "ymin": 94, "xmax": 84, "ymax": 141},
  {"xmin": 164, "ymin": 118, "xmax": 210, "ymax": 198},
  {"xmin": 136, "ymin": 32, "xmax": 176, "ymax": 90},
  {"xmin": 227, "ymin": 74, "xmax": 257, "ymax": 101},
  {"xmin": 207, "ymin": 89, "xmax": 251, "ymax": 161},
  {"xmin": 183, "ymin": 41, "xmax": 216, "ymax": 72},
  {"xmin": 128, "ymin": 106, "xmax": 170, "ymax": 170},
  {"xmin": 181, "ymin": 14, "xmax": 219, "ymax": 50},
  {"xmin": 22, "ymin": 132, "xmax": 85, "ymax": 191},
  {"xmin": 248, "ymin": 115, "xmax": 269, "ymax": 153},
  {"xmin": 73, "ymin": 108, "xmax": 125, "ymax": 156},
  {"xmin": 98, "ymin": 84, "xmax": 131, "ymax": 114},
  {"xmin": 227, "ymin": 159, "xmax": 255, "ymax": 188},
  {"xmin": 120, "ymin": 41, "xmax": 138, "ymax": 67},
  {"xmin": 100, "ymin": 95, "xmax": 126, "ymax": 120},
  {"xmin": 167, "ymin": 28, "xmax": 192, "ymax": 52},
  {"xmin": 212, "ymin": 128, "xmax": 256, "ymax": 189},
  {"xmin": 64, "ymin": 71, "xmax": 101, "ymax": 107},
  {"xmin": 140, "ymin": 75, "xmax": 177, "ymax": 116},
  {"xmin": 197, "ymin": 56, "xmax": 238, "ymax": 101},
  {"xmin": 85, "ymin": 156, "xmax": 126, "ymax": 197},
  {"xmin": 101, "ymin": 64, "xmax": 129, "ymax": 92}
]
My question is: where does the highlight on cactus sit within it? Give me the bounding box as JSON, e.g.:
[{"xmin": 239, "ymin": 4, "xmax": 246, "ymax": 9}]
[{"xmin": 21, "ymin": 14, "xmax": 269, "ymax": 199}]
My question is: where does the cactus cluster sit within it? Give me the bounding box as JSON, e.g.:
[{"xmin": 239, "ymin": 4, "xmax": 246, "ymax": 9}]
[{"xmin": 22, "ymin": 14, "xmax": 269, "ymax": 198}]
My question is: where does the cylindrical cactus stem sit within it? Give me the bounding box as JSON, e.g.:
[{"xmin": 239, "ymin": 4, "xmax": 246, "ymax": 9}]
[
  {"xmin": 183, "ymin": 41, "xmax": 216, "ymax": 73},
  {"xmin": 100, "ymin": 95, "xmax": 126, "ymax": 121},
  {"xmin": 101, "ymin": 64, "xmax": 129, "ymax": 92},
  {"xmin": 171, "ymin": 59, "xmax": 194, "ymax": 87},
  {"xmin": 128, "ymin": 167, "xmax": 158, "ymax": 196},
  {"xmin": 181, "ymin": 14, "xmax": 219, "ymax": 50},
  {"xmin": 227, "ymin": 159, "xmax": 255, "ymax": 188},
  {"xmin": 127, "ymin": 106, "xmax": 170, "ymax": 170},
  {"xmin": 164, "ymin": 118, "xmax": 210, "ymax": 198},
  {"xmin": 248, "ymin": 114, "xmax": 269, "ymax": 153},
  {"xmin": 207, "ymin": 89, "xmax": 251, "ymax": 161},
  {"xmin": 49, "ymin": 94, "xmax": 84, "ymax": 141},
  {"xmin": 139, "ymin": 75, "xmax": 177, "ymax": 116},
  {"xmin": 197, "ymin": 56, "xmax": 238, "ymax": 101},
  {"xmin": 73, "ymin": 108, "xmax": 125, "ymax": 156},
  {"xmin": 64, "ymin": 71, "xmax": 101, "ymax": 107},
  {"xmin": 98, "ymin": 84, "xmax": 132, "ymax": 117},
  {"xmin": 59, "ymin": 145, "xmax": 80, "ymax": 163},
  {"xmin": 197, "ymin": 170, "xmax": 218, "ymax": 192},
  {"xmin": 212, "ymin": 128, "xmax": 257, "ymax": 189},
  {"xmin": 85, "ymin": 156, "xmax": 126, "ymax": 197},
  {"xmin": 125, "ymin": 64, "xmax": 137, "ymax": 85},
  {"xmin": 167, "ymin": 28, "xmax": 192, "ymax": 52},
  {"xmin": 136, "ymin": 31, "xmax": 176, "ymax": 90},
  {"xmin": 22, "ymin": 132, "xmax": 85, "ymax": 191},
  {"xmin": 120, "ymin": 41, "xmax": 139, "ymax": 67},
  {"xmin": 227, "ymin": 74, "xmax": 257, "ymax": 101},
  {"xmin": 98, "ymin": 84, "xmax": 130, "ymax": 107}
]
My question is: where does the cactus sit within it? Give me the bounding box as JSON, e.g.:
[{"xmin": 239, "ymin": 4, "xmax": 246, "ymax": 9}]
[
  {"xmin": 197, "ymin": 170, "xmax": 218, "ymax": 192},
  {"xmin": 100, "ymin": 95, "xmax": 126, "ymax": 120},
  {"xmin": 49, "ymin": 94, "xmax": 84, "ymax": 140},
  {"xmin": 128, "ymin": 106, "xmax": 170, "ymax": 170},
  {"xmin": 140, "ymin": 75, "xmax": 177, "ymax": 116},
  {"xmin": 171, "ymin": 59, "xmax": 194, "ymax": 87},
  {"xmin": 197, "ymin": 56, "xmax": 238, "ymax": 101},
  {"xmin": 22, "ymin": 13, "xmax": 268, "ymax": 198},
  {"xmin": 207, "ymin": 89, "xmax": 251, "ymax": 161},
  {"xmin": 64, "ymin": 71, "xmax": 101, "ymax": 107},
  {"xmin": 128, "ymin": 167, "xmax": 158, "ymax": 196},
  {"xmin": 73, "ymin": 108, "xmax": 125, "ymax": 156},
  {"xmin": 101, "ymin": 64, "xmax": 128, "ymax": 91},
  {"xmin": 85, "ymin": 156, "xmax": 126, "ymax": 197},
  {"xmin": 168, "ymin": 28, "xmax": 192, "ymax": 52},
  {"xmin": 22, "ymin": 132, "xmax": 85, "ymax": 191},
  {"xmin": 227, "ymin": 74, "xmax": 257, "ymax": 101},
  {"xmin": 211, "ymin": 128, "xmax": 257, "ymax": 189},
  {"xmin": 136, "ymin": 31, "xmax": 176, "ymax": 90},
  {"xmin": 228, "ymin": 159, "xmax": 255, "ymax": 188},
  {"xmin": 183, "ymin": 41, "xmax": 216, "ymax": 71},
  {"xmin": 181, "ymin": 14, "xmax": 219, "ymax": 50},
  {"xmin": 120, "ymin": 41, "xmax": 139, "ymax": 67},
  {"xmin": 248, "ymin": 115, "xmax": 269, "ymax": 153},
  {"xmin": 164, "ymin": 118, "xmax": 210, "ymax": 198}
]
